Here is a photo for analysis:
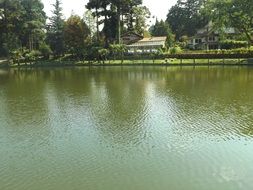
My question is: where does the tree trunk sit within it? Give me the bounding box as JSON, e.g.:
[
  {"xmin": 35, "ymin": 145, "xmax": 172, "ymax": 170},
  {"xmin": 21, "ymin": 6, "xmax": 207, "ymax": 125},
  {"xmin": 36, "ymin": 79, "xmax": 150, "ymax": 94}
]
[
  {"xmin": 241, "ymin": 27, "xmax": 253, "ymax": 45},
  {"xmin": 117, "ymin": 6, "xmax": 121, "ymax": 44},
  {"xmin": 244, "ymin": 30, "xmax": 253, "ymax": 45},
  {"xmin": 96, "ymin": 7, "xmax": 99, "ymax": 42},
  {"xmin": 104, "ymin": 9, "xmax": 109, "ymax": 47}
]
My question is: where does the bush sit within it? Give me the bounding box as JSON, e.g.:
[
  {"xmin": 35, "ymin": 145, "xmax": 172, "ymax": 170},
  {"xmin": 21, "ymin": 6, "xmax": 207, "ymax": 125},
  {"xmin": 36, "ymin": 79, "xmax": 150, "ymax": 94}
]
[
  {"xmin": 98, "ymin": 48, "xmax": 109, "ymax": 63},
  {"xmin": 169, "ymin": 46, "xmax": 182, "ymax": 54},
  {"xmin": 24, "ymin": 50, "xmax": 41, "ymax": 64},
  {"xmin": 109, "ymin": 44, "xmax": 126, "ymax": 60},
  {"xmin": 220, "ymin": 40, "xmax": 248, "ymax": 49},
  {"xmin": 11, "ymin": 49, "xmax": 24, "ymax": 65},
  {"xmin": 39, "ymin": 44, "xmax": 52, "ymax": 59}
]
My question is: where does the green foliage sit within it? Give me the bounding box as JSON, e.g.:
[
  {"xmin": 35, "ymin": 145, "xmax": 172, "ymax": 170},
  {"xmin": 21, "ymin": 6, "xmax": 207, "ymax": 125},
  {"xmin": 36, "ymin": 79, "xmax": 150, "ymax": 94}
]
[
  {"xmin": 86, "ymin": 0, "xmax": 149, "ymax": 44},
  {"xmin": 47, "ymin": 0, "xmax": 65, "ymax": 56},
  {"xmin": 167, "ymin": 0, "xmax": 207, "ymax": 39},
  {"xmin": 109, "ymin": 44, "xmax": 126, "ymax": 59},
  {"xmin": 220, "ymin": 40, "xmax": 248, "ymax": 49},
  {"xmin": 176, "ymin": 36, "xmax": 189, "ymax": 49},
  {"xmin": 0, "ymin": 0, "xmax": 24, "ymax": 56},
  {"xmin": 150, "ymin": 19, "xmax": 171, "ymax": 37},
  {"xmin": 39, "ymin": 43, "xmax": 52, "ymax": 59},
  {"xmin": 20, "ymin": 0, "xmax": 47, "ymax": 51},
  {"xmin": 64, "ymin": 14, "xmax": 90, "ymax": 58},
  {"xmin": 149, "ymin": 20, "xmax": 176, "ymax": 49},
  {"xmin": 1, "ymin": 0, "xmax": 151, "ymax": 61},
  {"xmin": 98, "ymin": 48, "xmax": 109, "ymax": 63},
  {"xmin": 83, "ymin": 10, "xmax": 96, "ymax": 38},
  {"xmin": 169, "ymin": 46, "xmax": 182, "ymax": 54},
  {"xmin": 24, "ymin": 50, "xmax": 41, "ymax": 63},
  {"xmin": 204, "ymin": 0, "xmax": 253, "ymax": 44},
  {"xmin": 0, "ymin": 33, "xmax": 20, "ymax": 57},
  {"xmin": 130, "ymin": 6, "xmax": 151, "ymax": 35},
  {"xmin": 11, "ymin": 49, "xmax": 24, "ymax": 65},
  {"xmin": 0, "ymin": 0, "xmax": 47, "ymax": 57}
]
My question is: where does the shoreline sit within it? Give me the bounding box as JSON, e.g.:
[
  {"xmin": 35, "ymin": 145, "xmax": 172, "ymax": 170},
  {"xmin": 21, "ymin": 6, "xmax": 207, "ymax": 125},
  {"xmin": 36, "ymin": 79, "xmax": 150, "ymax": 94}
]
[
  {"xmin": 1, "ymin": 59, "xmax": 253, "ymax": 69},
  {"xmin": 2, "ymin": 63, "xmax": 253, "ymax": 69}
]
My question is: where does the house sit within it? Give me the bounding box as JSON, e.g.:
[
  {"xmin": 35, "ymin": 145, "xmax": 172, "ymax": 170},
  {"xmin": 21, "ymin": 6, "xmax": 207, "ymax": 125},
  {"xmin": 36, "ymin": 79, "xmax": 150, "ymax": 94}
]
[
  {"xmin": 122, "ymin": 32, "xmax": 167, "ymax": 53},
  {"xmin": 188, "ymin": 21, "xmax": 237, "ymax": 50},
  {"xmin": 122, "ymin": 32, "xmax": 143, "ymax": 45}
]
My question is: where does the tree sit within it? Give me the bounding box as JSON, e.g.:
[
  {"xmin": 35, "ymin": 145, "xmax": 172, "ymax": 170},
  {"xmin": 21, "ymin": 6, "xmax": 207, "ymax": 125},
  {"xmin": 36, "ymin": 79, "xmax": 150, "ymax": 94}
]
[
  {"xmin": 149, "ymin": 19, "xmax": 175, "ymax": 48},
  {"xmin": 64, "ymin": 14, "xmax": 90, "ymax": 58},
  {"xmin": 124, "ymin": 0, "xmax": 142, "ymax": 31},
  {"xmin": 47, "ymin": 0, "xmax": 65, "ymax": 56},
  {"xmin": 86, "ymin": 0, "xmax": 147, "ymax": 44},
  {"xmin": 109, "ymin": 43, "xmax": 126, "ymax": 62},
  {"xmin": 110, "ymin": 0, "xmax": 147, "ymax": 42},
  {"xmin": 0, "ymin": 0, "xmax": 48, "ymax": 57},
  {"xmin": 39, "ymin": 43, "xmax": 52, "ymax": 59},
  {"xmin": 204, "ymin": 0, "xmax": 253, "ymax": 44},
  {"xmin": 130, "ymin": 5, "xmax": 151, "ymax": 35},
  {"xmin": 98, "ymin": 48, "xmax": 109, "ymax": 64},
  {"xmin": 167, "ymin": 0, "xmax": 207, "ymax": 39},
  {"xmin": 86, "ymin": 0, "xmax": 103, "ymax": 42},
  {"xmin": 83, "ymin": 10, "xmax": 96, "ymax": 38},
  {"xmin": 20, "ymin": 0, "xmax": 47, "ymax": 51},
  {"xmin": 0, "ymin": 0, "xmax": 24, "ymax": 56},
  {"xmin": 150, "ymin": 19, "xmax": 171, "ymax": 37}
]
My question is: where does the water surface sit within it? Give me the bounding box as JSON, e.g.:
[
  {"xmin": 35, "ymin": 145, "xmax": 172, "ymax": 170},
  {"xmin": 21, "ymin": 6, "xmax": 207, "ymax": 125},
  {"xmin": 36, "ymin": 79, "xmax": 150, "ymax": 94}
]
[{"xmin": 0, "ymin": 66, "xmax": 253, "ymax": 190}]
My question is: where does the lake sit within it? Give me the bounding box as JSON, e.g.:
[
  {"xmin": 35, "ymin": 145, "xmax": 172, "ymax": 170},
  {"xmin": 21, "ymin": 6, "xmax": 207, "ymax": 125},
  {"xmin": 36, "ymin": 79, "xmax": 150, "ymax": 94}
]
[{"xmin": 0, "ymin": 66, "xmax": 253, "ymax": 190}]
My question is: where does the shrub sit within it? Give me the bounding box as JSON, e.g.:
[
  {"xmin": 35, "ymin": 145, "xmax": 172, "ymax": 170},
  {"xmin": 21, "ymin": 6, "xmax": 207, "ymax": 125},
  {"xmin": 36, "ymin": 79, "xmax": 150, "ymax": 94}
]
[
  {"xmin": 39, "ymin": 44, "xmax": 52, "ymax": 59},
  {"xmin": 98, "ymin": 48, "xmax": 109, "ymax": 63},
  {"xmin": 24, "ymin": 50, "xmax": 41, "ymax": 64},
  {"xmin": 170, "ymin": 46, "xmax": 182, "ymax": 54},
  {"xmin": 11, "ymin": 49, "xmax": 24, "ymax": 65},
  {"xmin": 109, "ymin": 44, "xmax": 126, "ymax": 60},
  {"xmin": 220, "ymin": 40, "xmax": 248, "ymax": 49}
]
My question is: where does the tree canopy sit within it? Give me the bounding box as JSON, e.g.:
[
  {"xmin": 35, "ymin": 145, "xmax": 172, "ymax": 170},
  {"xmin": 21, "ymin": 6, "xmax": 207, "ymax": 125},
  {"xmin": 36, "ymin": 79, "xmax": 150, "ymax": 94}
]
[
  {"xmin": 1, "ymin": 0, "xmax": 252, "ymax": 59},
  {"xmin": 0, "ymin": 0, "xmax": 46, "ymax": 56},
  {"xmin": 86, "ymin": 0, "xmax": 149, "ymax": 44},
  {"xmin": 166, "ymin": 0, "xmax": 207, "ymax": 39},
  {"xmin": 47, "ymin": 0, "xmax": 65, "ymax": 56},
  {"xmin": 204, "ymin": 0, "xmax": 253, "ymax": 44}
]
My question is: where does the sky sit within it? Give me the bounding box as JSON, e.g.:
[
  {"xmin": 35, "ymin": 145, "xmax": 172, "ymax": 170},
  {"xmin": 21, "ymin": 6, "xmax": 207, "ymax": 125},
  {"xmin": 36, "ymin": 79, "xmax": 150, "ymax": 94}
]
[{"xmin": 42, "ymin": 0, "xmax": 177, "ymax": 23}]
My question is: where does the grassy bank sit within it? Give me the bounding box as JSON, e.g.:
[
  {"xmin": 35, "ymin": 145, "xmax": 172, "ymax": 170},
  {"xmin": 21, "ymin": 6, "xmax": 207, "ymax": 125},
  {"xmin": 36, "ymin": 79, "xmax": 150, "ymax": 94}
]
[{"xmin": 5, "ymin": 58, "xmax": 252, "ymax": 68}]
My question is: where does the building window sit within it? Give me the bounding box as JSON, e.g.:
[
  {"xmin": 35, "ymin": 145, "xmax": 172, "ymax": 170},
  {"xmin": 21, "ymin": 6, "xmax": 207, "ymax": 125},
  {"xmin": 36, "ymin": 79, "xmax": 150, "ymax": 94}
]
[
  {"xmin": 195, "ymin": 39, "xmax": 202, "ymax": 43},
  {"xmin": 209, "ymin": 36, "xmax": 215, "ymax": 41}
]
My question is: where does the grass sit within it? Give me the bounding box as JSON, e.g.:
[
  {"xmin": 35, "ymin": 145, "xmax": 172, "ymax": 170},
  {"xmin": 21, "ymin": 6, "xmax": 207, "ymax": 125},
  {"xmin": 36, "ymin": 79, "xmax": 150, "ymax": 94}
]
[
  {"xmin": 74, "ymin": 58, "xmax": 247, "ymax": 65},
  {"xmin": 6, "ymin": 58, "xmax": 249, "ymax": 68}
]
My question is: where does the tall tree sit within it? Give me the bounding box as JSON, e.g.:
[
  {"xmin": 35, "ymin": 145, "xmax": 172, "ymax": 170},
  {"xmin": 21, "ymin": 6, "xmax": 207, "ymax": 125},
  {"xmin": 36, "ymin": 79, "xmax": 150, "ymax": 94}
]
[
  {"xmin": 86, "ymin": 0, "xmax": 148, "ymax": 44},
  {"xmin": 20, "ymin": 0, "xmax": 47, "ymax": 51},
  {"xmin": 47, "ymin": 0, "xmax": 65, "ymax": 56},
  {"xmin": 167, "ymin": 0, "xmax": 207, "ymax": 39},
  {"xmin": 83, "ymin": 10, "xmax": 96, "ymax": 38},
  {"xmin": 0, "ymin": 0, "xmax": 24, "ymax": 56},
  {"xmin": 149, "ymin": 19, "xmax": 175, "ymax": 48},
  {"xmin": 131, "ymin": 5, "xmax": 151, "ymax": 34},
  {"xmin": 64, "ymin": 14, "xmax": 90, "ymax": 57},
  {"xmin": 110, "ymin": 0, "xmax": 123, "ymax": 43},
  {"xmin": 124, "ymin": 0, "xmax": 142, "ymax": 31},
  {"xmin": 149, "ymin": 19, "xmax": 171, "ymax": 37},
  {"xmin": 86, "ymin": 0, "xmax": 103, "ymax": 42}
]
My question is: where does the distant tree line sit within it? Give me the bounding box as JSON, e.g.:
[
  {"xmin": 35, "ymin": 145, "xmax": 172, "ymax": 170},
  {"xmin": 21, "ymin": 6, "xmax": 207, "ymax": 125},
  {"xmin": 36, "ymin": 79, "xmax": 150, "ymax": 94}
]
[
  {"xmin": 166, "ymin": 0, "xmax": 253, "ymax": 44},
  {"xmin": 0, "ymin": 0, "xmax": 153, "ymax": 60},
  {"xmin": 0, "ymin": 0, "xmax": 252, "ymax": 62}
]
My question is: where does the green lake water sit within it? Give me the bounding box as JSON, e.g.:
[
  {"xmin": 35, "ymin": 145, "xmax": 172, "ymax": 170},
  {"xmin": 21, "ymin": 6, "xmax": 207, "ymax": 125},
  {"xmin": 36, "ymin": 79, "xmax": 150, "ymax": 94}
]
[{"xmin": 0, "ymin": 66, "xmax": 253, "ymax": 190}]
